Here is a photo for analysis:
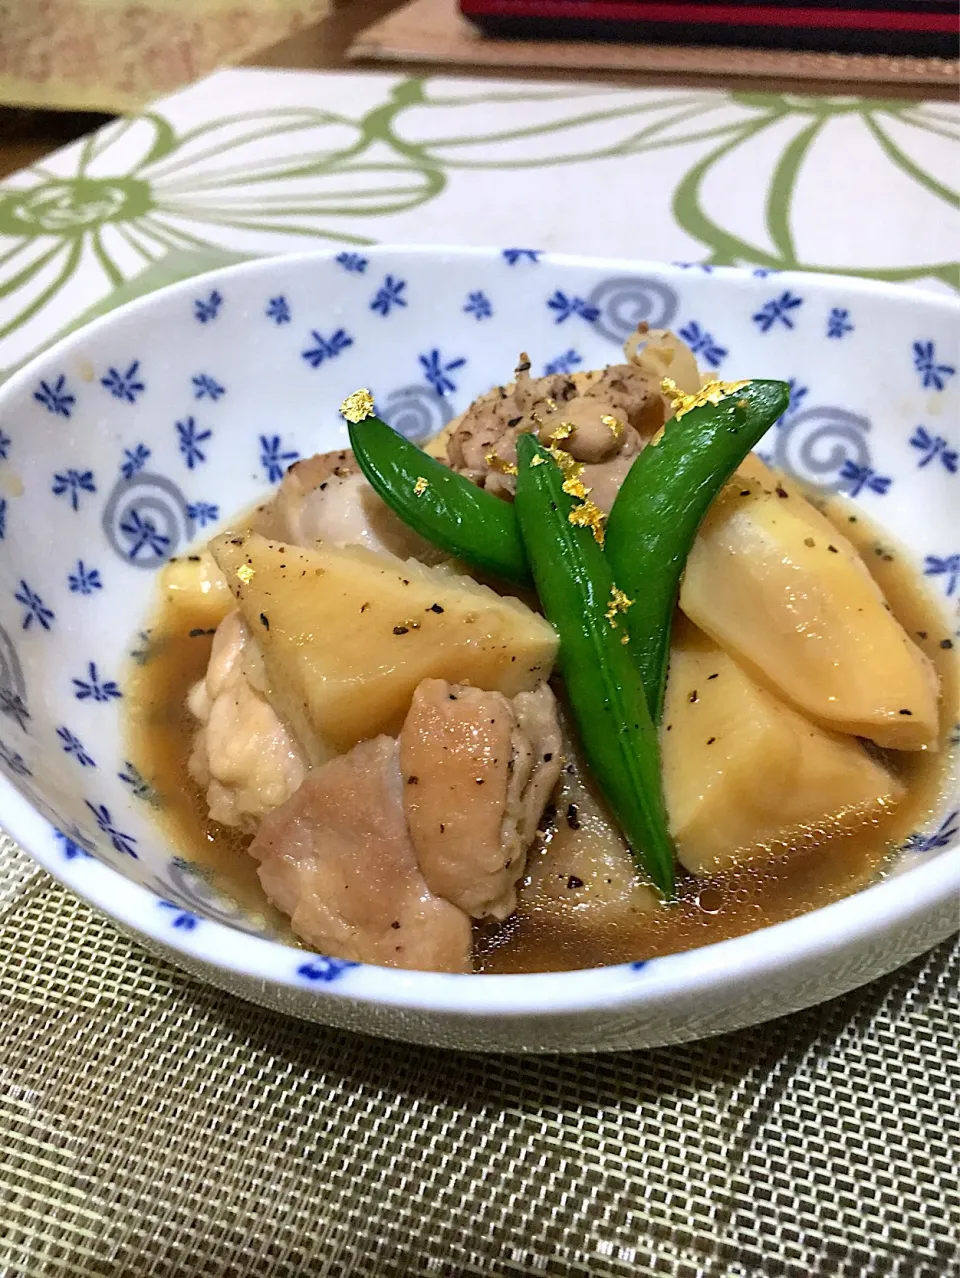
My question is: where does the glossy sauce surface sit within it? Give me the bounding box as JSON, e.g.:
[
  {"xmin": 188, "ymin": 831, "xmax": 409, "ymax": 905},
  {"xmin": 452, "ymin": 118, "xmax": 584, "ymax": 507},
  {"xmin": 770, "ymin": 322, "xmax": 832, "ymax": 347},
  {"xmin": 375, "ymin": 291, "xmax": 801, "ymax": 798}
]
[{"xmin": 127, "ymin": 502, "xmax": 957, "ymax": 971}]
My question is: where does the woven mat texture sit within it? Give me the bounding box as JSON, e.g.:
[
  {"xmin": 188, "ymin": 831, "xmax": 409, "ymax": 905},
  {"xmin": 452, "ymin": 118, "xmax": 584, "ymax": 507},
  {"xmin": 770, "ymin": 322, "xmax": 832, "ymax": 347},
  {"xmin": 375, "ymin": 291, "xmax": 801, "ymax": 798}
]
[{"xmin": 0, "ymin": 834, "xmax": 957, "ymax": 1277}]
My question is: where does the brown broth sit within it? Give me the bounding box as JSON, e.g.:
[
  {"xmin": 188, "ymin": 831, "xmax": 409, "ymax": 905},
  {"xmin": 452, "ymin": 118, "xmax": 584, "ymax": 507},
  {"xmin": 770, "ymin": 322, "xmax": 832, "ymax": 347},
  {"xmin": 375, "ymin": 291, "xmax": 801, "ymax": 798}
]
[
  {"xmin": 124, "ymin": 623, "xmax": 290, "ymax": 936},
  {"xmin": 126, "ymin": 500, "xmax": 957, "ymax": 972}
]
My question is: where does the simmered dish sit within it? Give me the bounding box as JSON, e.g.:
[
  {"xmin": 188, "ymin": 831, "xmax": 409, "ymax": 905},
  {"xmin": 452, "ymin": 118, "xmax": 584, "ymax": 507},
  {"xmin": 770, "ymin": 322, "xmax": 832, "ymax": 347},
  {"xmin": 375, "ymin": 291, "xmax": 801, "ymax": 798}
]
[{"xmin": 129, "ymin": 326, "xmax": 955, "ymax": 973}]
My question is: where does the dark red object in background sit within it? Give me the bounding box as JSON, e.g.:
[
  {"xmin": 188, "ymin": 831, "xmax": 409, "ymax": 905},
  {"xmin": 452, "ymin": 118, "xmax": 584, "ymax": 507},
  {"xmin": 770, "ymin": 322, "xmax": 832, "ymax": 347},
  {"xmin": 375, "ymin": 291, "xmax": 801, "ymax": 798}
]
[{"xmin": 460, "ymin": 0, "xmax": 959, "ymax": 56}]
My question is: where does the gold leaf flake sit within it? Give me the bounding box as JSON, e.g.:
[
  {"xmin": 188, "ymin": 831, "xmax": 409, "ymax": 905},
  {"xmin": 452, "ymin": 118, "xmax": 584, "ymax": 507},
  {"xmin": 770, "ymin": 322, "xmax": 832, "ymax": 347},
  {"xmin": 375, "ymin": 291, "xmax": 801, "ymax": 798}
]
[
  {"xmin": 236, "ymin": 564, "xmax": 255, "ymax": 584},
  {"xmin": 530, "ymin": 454, "xmax": 547, "ymax": 467},
  {"xmin": 339, "ymin": 388, "xmax": 375, "ymax": 423},
  {"xmin": 605, "ymin": 586, "xmax": 634, "ymax": 628},
  {"xmin": 541, "ymin": 436, "xmax": 607, "ymax": 544},
  {"xmin": 661, "ymin": 376, "xmax": 751, "ymax": 420},
  {"xmin": 601, "ymin": 413, "xmax": 625, "ymax": 439},
  {"xmin": 485, "ymin": 451, "xmax": 519, "ymax": 476},
  {"xmin": 569, "ymin": 499, "xmax": 607, "ymax": 546},
  {"xmin": 548, "ymin": 421, "xmax": 574, "ymax": 442},
  {"xmin": 413, "ymin": 476, "xmax": 430, "ymax": 496}
]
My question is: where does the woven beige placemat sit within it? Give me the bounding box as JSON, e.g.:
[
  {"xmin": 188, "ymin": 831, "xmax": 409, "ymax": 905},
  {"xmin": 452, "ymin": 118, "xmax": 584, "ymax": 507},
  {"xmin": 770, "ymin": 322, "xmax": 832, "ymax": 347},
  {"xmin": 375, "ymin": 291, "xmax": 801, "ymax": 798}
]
[
  {"xmin": 1, "ymin": 830, "xmax": 957, "ymax": 1276},
  {"xmin": 349, "ymin": 0, "xmax": 960, "ymax": 90}
]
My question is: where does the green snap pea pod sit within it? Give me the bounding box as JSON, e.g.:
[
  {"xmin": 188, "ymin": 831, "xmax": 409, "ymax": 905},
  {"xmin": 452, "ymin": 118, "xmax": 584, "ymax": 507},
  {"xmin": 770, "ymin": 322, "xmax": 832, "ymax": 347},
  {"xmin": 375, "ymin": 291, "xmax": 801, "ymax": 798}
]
[
  {"xmin": 514, "ymin": 433, "xmax": 675, "ymax": 899},
  {"xmin": 606, "ymin": 380, "xmax": 790, "ymax": 722},
  {"xmin": 347, "ymin": 414, "xmax": 530, "ymax": 584}
]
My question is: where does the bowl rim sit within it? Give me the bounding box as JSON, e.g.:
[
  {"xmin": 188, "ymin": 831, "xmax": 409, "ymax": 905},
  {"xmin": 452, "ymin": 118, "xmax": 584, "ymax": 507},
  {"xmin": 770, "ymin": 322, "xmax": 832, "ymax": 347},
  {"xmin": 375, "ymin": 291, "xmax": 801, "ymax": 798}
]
[{"xmin": 0, "ymin": 245, "xmax": 957, "ymax": 1021}]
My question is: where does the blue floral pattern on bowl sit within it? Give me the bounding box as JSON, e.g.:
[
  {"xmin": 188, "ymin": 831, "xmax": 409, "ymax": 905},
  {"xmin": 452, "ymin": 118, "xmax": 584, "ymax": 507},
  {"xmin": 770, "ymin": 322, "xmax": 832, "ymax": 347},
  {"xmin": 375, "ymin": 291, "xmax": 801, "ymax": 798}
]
[{"xmin": 0, "ymin": 248, "xmax": 955, "ymax": 1020}]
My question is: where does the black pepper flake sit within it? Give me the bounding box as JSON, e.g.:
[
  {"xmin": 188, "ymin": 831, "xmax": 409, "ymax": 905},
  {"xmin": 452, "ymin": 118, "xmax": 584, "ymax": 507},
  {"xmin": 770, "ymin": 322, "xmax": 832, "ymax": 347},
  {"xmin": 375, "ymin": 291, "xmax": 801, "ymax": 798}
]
[
  {"xmin": 543, "ymin": 752, "xmax": 553, "ymax": 762},
  {"xmin": 917, "ymin": 631, "xmax": 928, "ymax": 640},
  {"xmin": 739, "ymin": 489, "xmax": 751, "ymax": 497},
  {"xmin": 567, "ymin": 875, "xmax": 584, "ymax": 890},
  {"xmin": 517, "ymin": 360, "xmax": 531, "ymax": 373},
  {"xmin": 407, "ymin": 776, "xmax": 419, "ymax": 786},
  {"xmin": 666, "ymin": 724, "xmax": 673, "ymax": 731},
  {"xmin": 827, "ymin": 544, "xmax": 838, "ymax": 554},
  {"xmin": 187, "ymin": 555, "xmax": 200, "ymax": 562},
  {"xmin": 707, "ymin": 672, "xmax": 719, "ymax": 681},
  {"xmin": 188, "ymin": 627, "xmax": 216, "ymax": 638},
  {"xmin": 427, "ymin": 603, "xmax": 444, "ymax": 614},
  {"xmin": 507, "ymin": 416, "xmax": 522, "ymax": 427},
  {"xmin": 439, "ymin": 823, "xmax": 445, "ymax": 833},
  {"xmin": 940, "ymin": 639, "xmax": 953, "ymax": 650},
  {"xmin": 882, "ymin": 553, "xmax": 895, "ymax": 562},
  {"xmin": 475, "ymin": 778, "xmax": 485, "ymax": 785},
  {"xmin": 259, "ymin": 613, "xmax": 270, "ymax": 630},
  {"xmin": 899, "ymin": 708, "xmax": 913, "ymax": 715},
  {"xmin": 706, "ymin": 736, "xmax": 716, "ymax": 745},
  {"xmin": 566, "ymin": 804, "xmax": 581, "ymax": 830},
  {"xmin": 848, "ymin": 515, "xmax": 857, "ymax": 522},
  {"xmin": 402, "ymin": 578, "xmax": 410, "ymax": 585},
  {"xmin": 390, "ymin": 921, "xmax": 401, "ymax": 930},
  {"xmin": 360, "ymin": 602, "xmax": 370, "ymax": 613},
  {"xmin": 393, "ymin": 625, "xmax": 409, "ymax": 635},
  {"xmin": 775, "ymin": 485, "xmax": 789, "ymax": 499},
  {"xmin": 688, "ymin": 690, "xmax": 699, "ymax": 703},
  {"xmin": 804, "ymin": 537, "xmax": 816, "ymax": 548},
  {"xmin": 229, "ymin": 537, "xmax": 243, "ymax": 545}
]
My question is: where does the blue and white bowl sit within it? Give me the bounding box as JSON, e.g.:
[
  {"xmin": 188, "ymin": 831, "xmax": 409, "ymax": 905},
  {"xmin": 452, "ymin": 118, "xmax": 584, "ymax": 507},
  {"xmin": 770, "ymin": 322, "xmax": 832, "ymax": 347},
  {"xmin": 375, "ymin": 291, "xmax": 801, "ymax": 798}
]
[{"xmin": 0, "ymin": 247, "xmax": 956, "ymax": 1052}]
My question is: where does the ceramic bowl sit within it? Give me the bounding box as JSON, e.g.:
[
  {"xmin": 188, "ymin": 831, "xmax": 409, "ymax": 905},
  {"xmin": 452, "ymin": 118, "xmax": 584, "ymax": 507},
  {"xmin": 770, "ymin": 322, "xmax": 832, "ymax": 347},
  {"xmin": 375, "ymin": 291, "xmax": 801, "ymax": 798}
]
[{"xmin": 0, "ymin": 247, "xmax": 956, "ymax": 1053}]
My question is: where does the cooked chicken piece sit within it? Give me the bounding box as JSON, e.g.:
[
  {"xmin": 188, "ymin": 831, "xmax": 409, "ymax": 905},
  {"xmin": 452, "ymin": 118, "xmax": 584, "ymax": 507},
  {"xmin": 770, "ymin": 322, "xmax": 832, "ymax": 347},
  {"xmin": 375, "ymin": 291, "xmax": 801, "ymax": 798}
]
[
  {"xmin": 253, "ymin": 449, "xmax": 441, "ymax": 562},
  {"xmin": 516, "ymin": 358, "xmax": 663, "ymax": 451},
  {"xmin": 399, "ymin": 679, "xmax": 562, "ymax": 920},
  {"xmin": 249, "ymin": 735, "xmax": 472, "ymax": 972},
  {"xmin": 187, "ymin": 609, "xmax": 308, "ymax": 828},
  {"xmin": 443, "ymin": 353, "xmax": 662, "ymax": 501},
  {"xmin": 580, "ymin": 431, "xmax": 646, "ymax": 514}
]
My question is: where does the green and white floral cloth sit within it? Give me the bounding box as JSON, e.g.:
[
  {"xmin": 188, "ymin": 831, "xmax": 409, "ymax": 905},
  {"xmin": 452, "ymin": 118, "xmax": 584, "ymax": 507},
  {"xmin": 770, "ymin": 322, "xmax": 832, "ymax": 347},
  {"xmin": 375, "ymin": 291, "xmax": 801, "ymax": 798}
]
[{"xmin": 0, "ymin": 69, "xmax": 956, "ymax": 374}]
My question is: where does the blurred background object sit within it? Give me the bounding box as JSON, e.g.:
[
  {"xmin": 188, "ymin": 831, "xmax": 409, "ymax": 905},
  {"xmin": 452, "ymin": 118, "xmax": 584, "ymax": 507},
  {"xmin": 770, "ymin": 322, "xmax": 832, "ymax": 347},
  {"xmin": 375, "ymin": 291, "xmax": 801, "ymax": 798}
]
[
  {"xmin": 0, "ymin": 0, "xmax": 332, "ymax": 113},
  {"xmin": 458, "ymin": 0, "xmax": 960, "ymax": 58},
  {"xmin": 349, "ymin": 0, "xmax": 960, "ymax": 89}
]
